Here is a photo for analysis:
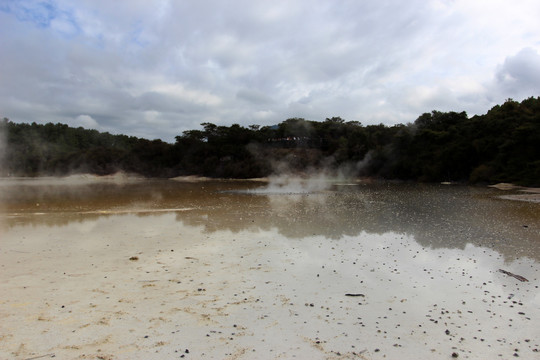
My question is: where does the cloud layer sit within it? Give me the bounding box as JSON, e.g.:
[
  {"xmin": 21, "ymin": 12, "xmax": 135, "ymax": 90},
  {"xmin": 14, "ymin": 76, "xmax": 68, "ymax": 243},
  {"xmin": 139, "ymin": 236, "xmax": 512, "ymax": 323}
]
[{"xmin": 1, "ymin": 0, "xmax": 540, "ymax": 142}]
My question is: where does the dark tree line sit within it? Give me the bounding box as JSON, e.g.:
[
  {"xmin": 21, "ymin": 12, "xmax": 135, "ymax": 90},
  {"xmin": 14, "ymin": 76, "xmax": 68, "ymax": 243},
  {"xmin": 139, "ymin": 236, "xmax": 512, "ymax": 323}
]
[{"xmin": 1, "ymin": 97, "xmax": 539, "ymax": 185}]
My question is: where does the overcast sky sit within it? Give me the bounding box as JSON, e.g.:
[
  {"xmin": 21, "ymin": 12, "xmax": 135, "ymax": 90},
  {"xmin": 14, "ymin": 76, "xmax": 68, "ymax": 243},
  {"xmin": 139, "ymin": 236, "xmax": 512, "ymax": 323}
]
[{"xmin": 1, "ymin": 0, "xmax": 540, "ymax": 142}]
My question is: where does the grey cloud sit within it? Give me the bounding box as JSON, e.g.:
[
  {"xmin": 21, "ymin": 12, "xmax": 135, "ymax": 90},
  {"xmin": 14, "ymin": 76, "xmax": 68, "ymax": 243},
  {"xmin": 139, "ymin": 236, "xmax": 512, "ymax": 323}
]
[
  {"xmin": 236, "ymin": 89, "xmax": 274, "ymax": 105},
  {"xmin": 496, "ymin": 48, "xmax": 540, "ymax": 96},
  {"xmin": 136, "ymin": 92, "xmax": 188, "ymax": 113}
]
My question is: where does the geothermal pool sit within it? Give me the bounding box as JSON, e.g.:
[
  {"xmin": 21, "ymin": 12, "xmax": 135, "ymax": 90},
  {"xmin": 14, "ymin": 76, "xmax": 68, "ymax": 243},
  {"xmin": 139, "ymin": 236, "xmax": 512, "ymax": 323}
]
[{"xmin": 0, "ymin": 177, "xmax": 539, "ymax": 359}]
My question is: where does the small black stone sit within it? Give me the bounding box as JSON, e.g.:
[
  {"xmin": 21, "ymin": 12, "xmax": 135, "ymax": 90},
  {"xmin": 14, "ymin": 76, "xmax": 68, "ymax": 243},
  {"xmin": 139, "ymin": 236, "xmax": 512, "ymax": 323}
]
[{"xmin": 452, "ymin": 352, "xmax": 459, "ymax": 358}]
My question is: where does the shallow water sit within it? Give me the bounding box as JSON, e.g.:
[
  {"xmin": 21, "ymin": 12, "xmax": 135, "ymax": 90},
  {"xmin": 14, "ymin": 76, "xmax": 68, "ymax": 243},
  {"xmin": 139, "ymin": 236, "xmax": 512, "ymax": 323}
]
[
  {"xmin": 0, "ymin": 179, "xmax": 539, "ymax": 359},
  {"xmin": 2, "ymin": 179, "xmax": 538, "ymax": 260}
]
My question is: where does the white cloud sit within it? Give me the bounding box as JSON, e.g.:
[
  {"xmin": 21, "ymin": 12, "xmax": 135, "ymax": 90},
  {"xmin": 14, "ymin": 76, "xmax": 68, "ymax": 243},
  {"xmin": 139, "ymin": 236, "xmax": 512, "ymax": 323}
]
[
  {"xmin": 73, "ymin": 114, "xmax": 99, "ymax": 129},
  {"xmin": 1, "ymin": 0, "xmax": 539, "ymax": 142}
]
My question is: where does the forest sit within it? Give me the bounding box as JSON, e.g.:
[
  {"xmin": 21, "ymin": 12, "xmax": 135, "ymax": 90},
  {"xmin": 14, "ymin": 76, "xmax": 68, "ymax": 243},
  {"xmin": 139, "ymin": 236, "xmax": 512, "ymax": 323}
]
[{"xmin": 1, "ymin": 97, "xmax": 539, "ymax": 186}]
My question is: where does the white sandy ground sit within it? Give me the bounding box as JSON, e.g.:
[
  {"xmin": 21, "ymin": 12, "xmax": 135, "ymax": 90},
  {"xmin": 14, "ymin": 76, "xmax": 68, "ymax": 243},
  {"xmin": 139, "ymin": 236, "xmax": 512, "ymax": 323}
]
[
  {"xmin": 489, "ymin": 183, "xmax": 540, "ymax": 203},
  {"xmin": 1, "ymin": 212, "xmax": 539, "ymax": 360},
  {"xmin": 0, "ymin": 174, "xmax": 146, "ymax": 186}
]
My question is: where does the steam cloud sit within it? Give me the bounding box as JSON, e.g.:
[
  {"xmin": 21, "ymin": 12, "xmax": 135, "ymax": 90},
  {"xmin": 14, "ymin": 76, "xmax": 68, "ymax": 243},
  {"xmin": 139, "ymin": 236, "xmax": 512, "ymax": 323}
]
[
  {"xmin": 251, "ymin": 149, "xmax": 374, "ymax": 195},
  {"xmin": 261, "ymin": 173, "xmax": 332, "ymax": 194}
]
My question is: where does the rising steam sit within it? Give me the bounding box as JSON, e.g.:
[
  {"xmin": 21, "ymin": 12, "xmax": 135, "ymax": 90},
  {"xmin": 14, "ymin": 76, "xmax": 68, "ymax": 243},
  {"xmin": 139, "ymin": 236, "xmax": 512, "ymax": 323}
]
[
  {"xmin": 257, "ymin": 173, "xmax": 332, "ymax": 194},
  {"xmin": 247, "ymin": 138, "xmax": 377, "ymax": 195}
]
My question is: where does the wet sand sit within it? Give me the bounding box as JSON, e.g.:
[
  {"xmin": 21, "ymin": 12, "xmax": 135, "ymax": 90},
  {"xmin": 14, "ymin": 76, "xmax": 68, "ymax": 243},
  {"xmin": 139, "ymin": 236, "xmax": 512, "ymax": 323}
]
[
  {"xmin": 1, "ymin": 179, "xmax": 539, "ymax": 359},
  {"xmin": 490, "ymin": 183, "xmax": 540, "ymax": 203}
]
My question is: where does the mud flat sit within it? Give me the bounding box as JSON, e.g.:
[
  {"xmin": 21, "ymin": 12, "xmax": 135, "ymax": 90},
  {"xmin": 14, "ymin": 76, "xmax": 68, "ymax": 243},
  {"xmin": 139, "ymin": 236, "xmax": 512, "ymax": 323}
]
[{"xmin": 0, "ymin": 180, "xmax": 539, "ymax": 359}]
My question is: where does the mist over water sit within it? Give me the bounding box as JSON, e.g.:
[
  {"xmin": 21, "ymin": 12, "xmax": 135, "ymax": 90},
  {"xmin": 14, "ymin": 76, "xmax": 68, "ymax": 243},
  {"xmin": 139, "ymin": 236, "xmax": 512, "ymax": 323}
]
[
  {"xmin": 253, "ymin": 151, "xmax": 367, "ymax": 194},
  {"xmin": 253, "ymin": 173, "xmax": 333, "ymax": 194}
]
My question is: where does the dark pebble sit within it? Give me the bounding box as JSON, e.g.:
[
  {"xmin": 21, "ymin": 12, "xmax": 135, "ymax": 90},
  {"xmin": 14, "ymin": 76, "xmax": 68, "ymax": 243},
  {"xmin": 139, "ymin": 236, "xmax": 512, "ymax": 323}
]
[{"xmin": 452, "ymin": 352, "xmax": 459, "ymax": 358}]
